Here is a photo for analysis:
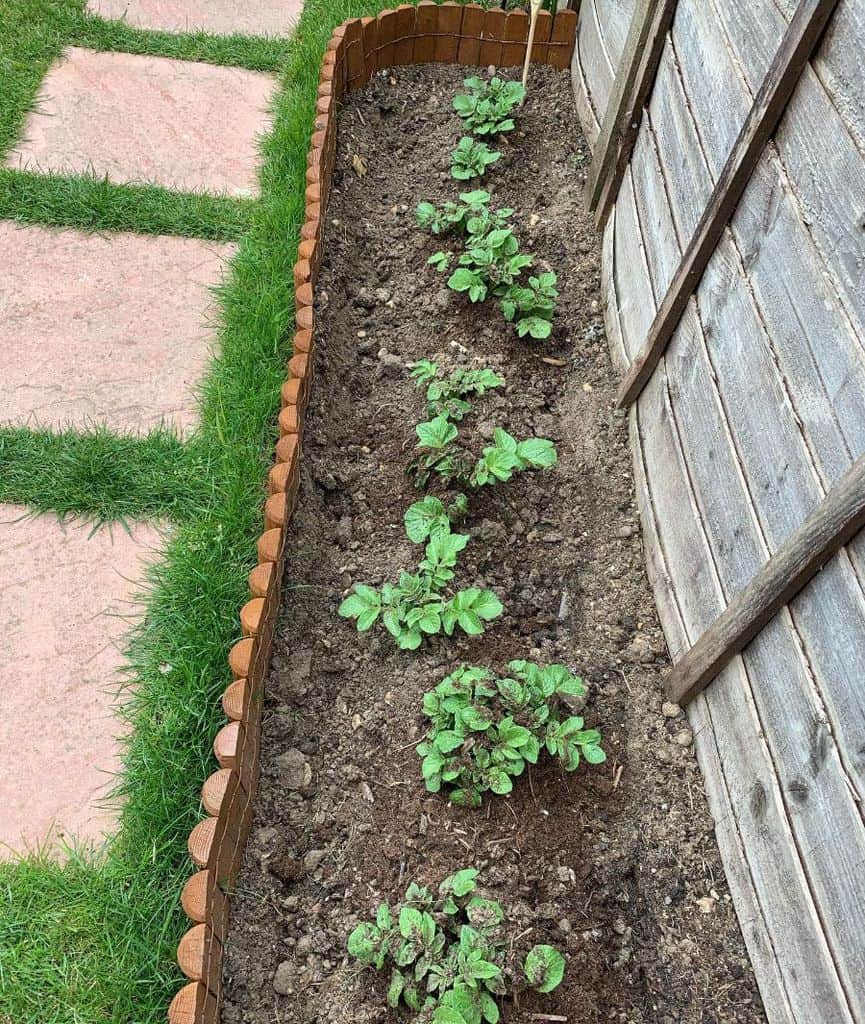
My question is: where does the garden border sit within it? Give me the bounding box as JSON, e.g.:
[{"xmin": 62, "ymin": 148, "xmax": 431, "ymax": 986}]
[{"xmin": 167, "ymin": 5, "xmax": 577, "ymax": 1023}]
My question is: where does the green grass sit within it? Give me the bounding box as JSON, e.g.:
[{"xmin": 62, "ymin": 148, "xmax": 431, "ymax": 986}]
[
  {"xmin": 0, "ymin": 0, "xmax": 425, "ymax": 1021},
  {"xmin": 0, "ymin": 169, "xmax": 252, "ymax": 240},
  {"xmin": 0, "ymin": 427, "xmax": 213, "ymax": 522}
]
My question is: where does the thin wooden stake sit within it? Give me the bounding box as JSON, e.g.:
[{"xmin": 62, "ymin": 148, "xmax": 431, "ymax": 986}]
[
  {"xmin": 617, "ymin": 0, "xmax": 840, "ymax": 410},
  {"xmin": 665, "ymin": 454, "xmax": 865, "ymax": 708},
  {"xmin": 522, "ymin": 0, "xmax": 544, "ymax": 88}
]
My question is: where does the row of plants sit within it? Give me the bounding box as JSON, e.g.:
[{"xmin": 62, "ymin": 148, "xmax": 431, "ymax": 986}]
[
  {"xmin": 416, "ymin": 77, "xmax": 559, "ymax": 340},
  {"xmin": 338, "ymin": 75, "xmax": 603, "ymax": 1023}
]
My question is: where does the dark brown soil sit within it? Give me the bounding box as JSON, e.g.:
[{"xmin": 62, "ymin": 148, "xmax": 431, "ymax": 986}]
[{"xmin": 221, "ymin": 64, "xmax": 765, "ymax": 1024}]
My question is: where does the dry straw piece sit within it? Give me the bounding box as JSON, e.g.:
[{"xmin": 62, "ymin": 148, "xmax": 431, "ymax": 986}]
[{"xmin": 169, "ymin": 6, "xmax": 576, "ymax": 1021}]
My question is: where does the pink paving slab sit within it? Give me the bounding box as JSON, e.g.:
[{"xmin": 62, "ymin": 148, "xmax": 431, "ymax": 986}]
[
  {"xmin": 0, "ymin": 510, "xmax": 165, "ymax": 858},
  {"xmin": 4, "ymin": 47, "xmax": 277, "ymax": 197},
  {"xmin": 0, "ymin": 221, "xmax": 234, "ymax": 435},
  {"xmin": 87, "ymin": 0, "xmax": 304, "ymax": 38}
]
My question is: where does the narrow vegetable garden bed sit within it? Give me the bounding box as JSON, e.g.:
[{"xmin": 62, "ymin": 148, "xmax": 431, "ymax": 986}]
[{"xmin": 221, "ymin": 62, "xmax": 763, "ymax": 1024}]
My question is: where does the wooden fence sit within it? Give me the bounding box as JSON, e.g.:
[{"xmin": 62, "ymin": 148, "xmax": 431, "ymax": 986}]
[{"xmin": 573, "ymin": 0, "xmax": 865, "ymax": 1021}]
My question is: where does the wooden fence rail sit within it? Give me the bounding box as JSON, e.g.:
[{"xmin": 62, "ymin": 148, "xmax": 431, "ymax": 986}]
[{"xmin": 665, "ymin": 455, "xmax": 865, "ymax": 706}]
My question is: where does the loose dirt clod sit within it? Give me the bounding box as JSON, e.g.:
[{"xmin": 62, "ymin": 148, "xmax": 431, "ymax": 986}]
[{"xmin": 221, "ymin": 64, "xmax": 764, "ymax": 1024}]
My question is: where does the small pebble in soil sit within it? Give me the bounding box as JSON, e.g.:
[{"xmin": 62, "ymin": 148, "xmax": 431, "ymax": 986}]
[
  {"xmin": 276, "ymin": 748, "xmax": 312, "ymax": 791},
  {"xmin": 273, "ymin": 960, "xmax": 294, "ymax": 996}
]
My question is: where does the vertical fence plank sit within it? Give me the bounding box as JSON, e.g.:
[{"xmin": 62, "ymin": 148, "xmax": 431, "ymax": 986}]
[{"xmin": 586, "ymin": 0, "xmax": 678, "ymax": 224}]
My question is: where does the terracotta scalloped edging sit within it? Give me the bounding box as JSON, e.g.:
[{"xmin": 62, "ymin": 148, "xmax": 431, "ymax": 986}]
[{"xmin": 169, "ymin": 5, "xmax": 577, "ymax": 1021}]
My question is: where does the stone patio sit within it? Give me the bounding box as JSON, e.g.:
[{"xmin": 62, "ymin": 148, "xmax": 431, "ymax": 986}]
[
  {"xmin": 0, "ymin": 510, "xmax": 164, "ymax": 857},
  {"xmin": 0, "ymin": 221, "xmax": 234, "ymax": 435},
  {"xmin": 5, "ymin": 47, "xmax": 277, "ymax": 197},
  {"xmin": 87, "ymin": 0, "xmax": 304, "ymax": 37}
]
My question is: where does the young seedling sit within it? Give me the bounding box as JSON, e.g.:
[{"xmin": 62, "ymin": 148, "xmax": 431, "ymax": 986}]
[
  {"xmin": 417, "ymin": 189, "xmax": 511, "ymax": 238},
  {"xmin": 417, "ymin": 662, "xmax": 606, "ymax": 806},
  {"xmin": 338, "ymin": 520, "xmax": 502, "ymax": 650},
  {"xmin": 410, "ymin": 360, "xmax": 504, "ymax": 422},
  {"xmin": 451, "ymin": 136, "xmax": 502, "ymax": 181},
  {"xmin": 453, "ymin": 76, "xmax": 527, "ymax": 136},
  {"xmin": 418, "ymin": 190, "xmax": 558, "ymax": 339},
  {"xmin": 410, "ymin": 421, "xmax": 557, "ymax": 492},
  {"xmin": 347, "ymin": 869, "xmax": 566, "ymax": 1024}
]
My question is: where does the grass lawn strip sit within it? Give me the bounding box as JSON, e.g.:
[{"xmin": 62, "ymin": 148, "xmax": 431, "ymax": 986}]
[
  {"xmin": 0, "ymin": 169, "xmax": 252, "ymax": 241},
  {"xmin": 0, "ymin": 1, "xmax": 425, "ymax": 1022},
  {"xmin": 0, "ymin": 427, "xmax": 212, "ymax": 523}
]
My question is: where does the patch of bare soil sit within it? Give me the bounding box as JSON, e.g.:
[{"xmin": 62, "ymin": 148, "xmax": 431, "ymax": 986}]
[{"xmin": 221, "ymin": 63, "xmax": 765, "ymax": 1024}]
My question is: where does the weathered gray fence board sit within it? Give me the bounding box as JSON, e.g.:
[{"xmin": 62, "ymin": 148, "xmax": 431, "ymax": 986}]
[
  {"xmin": 667, "ymin": 0, "xmax": 865, "ymax": 813},
  {"xmin": 611, "ymin": 168, "xmax": 653, "ymax": 359},
  {"xmin": 811, "ymin": 0, "xmax": 865, "ymax": 156},
  {"xmin": 627, "ymin": 116, "xmax": 865, "ymax": 971},
  {"xmin": 654, "ymin": 0, "xmax": 865, "ymax": 827},
  {"xmin": 600, "ymin": 212, "xmax": 628, "ymax": 373},
  {"xmin": 629, "ymin": 117, "xmax": 680, "ymax": 296},
  {"xmin": 579, "ymin": 0, "xmax": 615, "ymax": 126},
  {"xmin": 572, "ymin": 22, "xmax": 602, "ymax": 146},
  {"xmin": 711, "ymin": 0, "xmax": 865, "ymax": 375},
  {"xmin": 638, "ymin": 370, "xmax": 855, "ymax": 1023},
  {"xmin": 776, "ymin": 74, "xmax": 865, "ymax": 348},
  {"xmin": 632, "ymin": 449, "xmax": 796, "ymax": 1023},
  {"xmin": 701, "ymin": 0, "xmax": 865, "ymax": 603},
  {"xmin": 670, "ymin": 0, "xmax": 751, "ymax": 174},
  {"xmin": 606, "ymin": 210, "xmax": 832, "ymax": 1023},
  {"xmin": 646, "ymin": 46, "xmax": 711, "ymax": 241},
  {"xmin": 595, "ymin": 0, "xmax": 636, "ymax": 70}
]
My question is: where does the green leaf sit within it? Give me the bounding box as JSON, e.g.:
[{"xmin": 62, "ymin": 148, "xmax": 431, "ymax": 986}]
[
  {"xmin": 397, "ymin": 629, "xmax": 423, "ymax": 651},
  {"xmin": 376, "ymin": 904, "xmax": 392, "ymax": 930},
  {"xmin": 405, "ymin": 496, "xmax": 450, "ymax": 544},
  {"xmin": 416, "ymin": 415, "xmax": 459, "ymax": 449},
  {"xmin": 347, "ymin": 922, "xmax": 379, "ymax": 964},
  {"xmin": 517, "ymin": 315, "xmax": 552, "ymax": 339},
  {"xmin": 492, "ymin": 428, "xmax": 517, "ymax": 453},
  {"xmin": 480, "ymin": 992, "xmax": 500, "ymax": 1023},
  {"xmin": 466, "ymin": 897, "xmax": 504, "ymax": 931},
  {"xmin": 472, "ymin": 960, "xmax": 501, "ymax": 981},
  {"xmin": 434, "ymin": 1007, "xmax": 467, "ymax": 1024},
  {"xmin": 524, "ymin": 945, "xmax": 566, "ymax": 993},
  {"xmin": 421, "ymin": 752, "xmax": 445, "ymax": 779},
  {"xmin": 388, "ymin": 970, "xmax": 406, "ymax": 1007},
  {"xmin": 338, "ymin": 585, "xmax": 381, "ymax": 629},
  {"xmin": 410, "ymin": 359, "xmax": 438, "ymax": 385},
  {"xmin": 400, "ymin": 906, "xmax": 423, "ymax": 939},
  {"xmin": 584, "ymin": 744, "xmax": 607, "ymax": 764},
  {"xmin": 487, "ymin": 768, "xmax": 513, "ymax": 795},
  {"xmin": 440, "ymin": 868, "xmax": 479, "ymax": 897},
  {"xmin": 434, "ymin": 730, "xmax": 464, "ymax": 754},
  {"xmin": 516, "ymin": 437, "xmax": 557, "ymax": 468},
  {"xmin": 473, "ymin": 590, "xmax": 504, "ymax": 621}
]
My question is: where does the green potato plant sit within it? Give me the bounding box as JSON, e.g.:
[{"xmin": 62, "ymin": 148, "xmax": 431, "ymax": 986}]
[
  {"xmin": 417, "ymin": 189, "xmax": 511, "ymax": 238},
  {"xmin": 406, "ymin": 361, "xmax": 557, "ymax": 492},
  {"xmin": 410, "ymin": 360, "xmax": 504, "ymax": 422},
  {"xmin": 410, "ymin": 421, "xmax": 557, "ymax": 491},
  {"xmin": 417, "ymin": 662, "xmax": 606, "ymax": 807},
  {"xmin": 347, "ymin": 869, "xmax": 566, "ymax": 1024},
  {"xmin": 417, "ymin": 190, "xmax": 558, "ymax": 339},
  {"xmin": 338, "ymin": 520, "xmax": 502, "ymax": 650},
  {"xmin": 451, "ymin": 136, "xmax": 502, "ymax": 181},
  {"xmin": 453, "ymin": 76, "xmax": 526, "ymax": 136}
]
